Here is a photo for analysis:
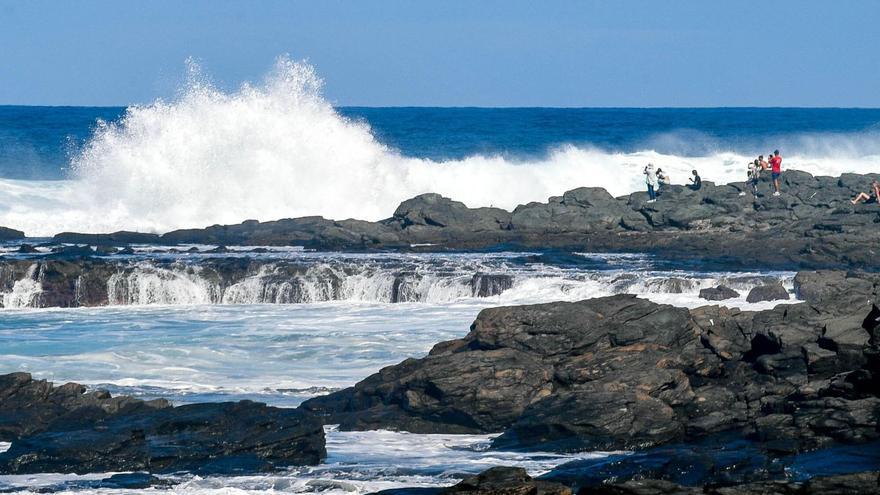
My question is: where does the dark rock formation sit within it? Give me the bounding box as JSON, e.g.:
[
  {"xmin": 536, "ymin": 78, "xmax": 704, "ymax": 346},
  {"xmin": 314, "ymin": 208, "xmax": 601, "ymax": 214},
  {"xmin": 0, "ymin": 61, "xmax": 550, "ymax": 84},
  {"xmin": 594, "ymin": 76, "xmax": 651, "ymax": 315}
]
[
  {"xmin": 0, "ymin": 226, "xmax": 24, "ymax": 241},
  {"xmin": 444, "ymin": 467, "xmax": 571, "ymax": 495},
  {"xmin": 36, "ymin": 171, "xmax": 880, "ymax": 270},
  {"xmin": 576, "ymin": 471, "xmax": 880, "ymax": 494},
  {"xmin": 53, "ymin": 231, "xmax": 161, "ymax": 245},
  {"xmin": 0, "ymin": 372, "xmax": 168, "ymax": 441},
  {"xmin": 699, "ymin": 286, "xmax": 740, "ymax": 301},
  {"xmin": 375, "ymin": 467, "xmax": 880, "ymax": 495},
  {"xmin": 746, "ymin": 283, "xmax": 790, "ymax": 303},
  {"xmin": 302, "ymin": 272, "xmax": 880, "ymax": 455},
  {"xmin": 0, "ymin": 373, "xmax": 325, "ymax": 475}
]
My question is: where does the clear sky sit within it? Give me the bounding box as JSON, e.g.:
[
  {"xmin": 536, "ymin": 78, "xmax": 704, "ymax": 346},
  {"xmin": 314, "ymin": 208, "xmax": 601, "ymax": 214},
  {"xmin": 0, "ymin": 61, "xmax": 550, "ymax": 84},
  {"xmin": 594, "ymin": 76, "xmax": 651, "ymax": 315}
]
[{"xmin": 1, "ymin": 0, "xmax": 878, "ymax": 107}]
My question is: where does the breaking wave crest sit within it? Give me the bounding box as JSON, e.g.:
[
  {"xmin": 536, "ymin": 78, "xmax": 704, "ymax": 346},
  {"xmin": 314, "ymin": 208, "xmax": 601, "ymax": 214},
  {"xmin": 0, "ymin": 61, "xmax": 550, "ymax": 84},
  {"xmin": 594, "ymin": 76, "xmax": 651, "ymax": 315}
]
[{"xmin": 0, "ymin": 57, "xmax": 878, "ymax": 237}]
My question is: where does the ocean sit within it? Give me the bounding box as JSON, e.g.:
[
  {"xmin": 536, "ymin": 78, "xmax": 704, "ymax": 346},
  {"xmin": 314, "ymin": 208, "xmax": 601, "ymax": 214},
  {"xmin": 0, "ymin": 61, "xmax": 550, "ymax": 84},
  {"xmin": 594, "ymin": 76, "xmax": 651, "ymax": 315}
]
[
  {"xmin": 0, "ymin": 59, "xmax": 878, "ymax": 493},
  {"xmin": 0, "ymin": 59, "xmax": 878, "ymax": 237}
]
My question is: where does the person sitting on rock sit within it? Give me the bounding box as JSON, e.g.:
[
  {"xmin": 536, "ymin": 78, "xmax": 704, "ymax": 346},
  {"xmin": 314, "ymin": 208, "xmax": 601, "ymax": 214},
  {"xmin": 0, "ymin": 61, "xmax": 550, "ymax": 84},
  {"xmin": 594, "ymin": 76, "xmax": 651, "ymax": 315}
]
[
  {"xmin": 688, "ymin": 169, "xmax": 702, "ymax": 191},
  {"xmin": 851, "ymin": 179, "xmax": 880, "ymax": 205},
  {"xmin": 644, "ymin": 164, "xmax": 659, "ymax": 202},
  {"xmin": 758, "ymin": 155, "xmax": 769, "ymax": 171},
  {"xmin": 769, "ymin": 150, "xmax": 782, "ymax": 196}
]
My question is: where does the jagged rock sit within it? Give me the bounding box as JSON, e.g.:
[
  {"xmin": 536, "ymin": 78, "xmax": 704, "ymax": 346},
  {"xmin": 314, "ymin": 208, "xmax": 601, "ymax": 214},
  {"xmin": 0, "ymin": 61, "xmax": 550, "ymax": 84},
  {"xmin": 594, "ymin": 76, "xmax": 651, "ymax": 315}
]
[
  {"xmin": 394, "ymin": 193, "xmax": 511, "ymax": 232},
  {"xmin": 21, "ymin": 171, "xmax": 880, "ymax": 271},
  {"xmin": 746, "ymin": 284, "xmax": 790, "ymax": 303},
  {"xmin": 0, "ymin": 373, "xmax": 325, "ymax": 475},
  {"xmin": 303, "ymin": 287, "xmax": 880, "ymax": 455},
  {"xmin": 699, "ymin": 285, "xmax": 740, "ymax": 301},
  {"xmin": 443, "ymin": 467, "xmax": 571, "ymax": 495},
  {"xmin": 0, "ymin": 372, "xmax": 168, "ymax": 441}
]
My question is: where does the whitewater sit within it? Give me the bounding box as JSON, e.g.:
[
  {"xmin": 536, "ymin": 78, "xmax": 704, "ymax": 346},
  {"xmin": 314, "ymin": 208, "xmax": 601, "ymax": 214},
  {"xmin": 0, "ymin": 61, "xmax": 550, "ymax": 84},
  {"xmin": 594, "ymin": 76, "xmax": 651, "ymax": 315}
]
[{"xmin": 1, "ymin": 57, "xmax": 879, "ymax": 237}]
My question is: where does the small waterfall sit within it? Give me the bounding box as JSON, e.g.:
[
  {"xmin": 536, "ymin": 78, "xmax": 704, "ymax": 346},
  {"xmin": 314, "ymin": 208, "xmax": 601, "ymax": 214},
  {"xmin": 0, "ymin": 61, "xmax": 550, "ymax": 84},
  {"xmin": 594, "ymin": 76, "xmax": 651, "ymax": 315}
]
[
  {"xmin": 107, "ymin": 263, "xmax": 220, "ymax": 305},
  {"xmin": 0, "ymin": 264, "xmax": 43, "ymax": 308},
  {"xmin": 0, "ymin": 256, "xmax": 796, "ymax": 309}
]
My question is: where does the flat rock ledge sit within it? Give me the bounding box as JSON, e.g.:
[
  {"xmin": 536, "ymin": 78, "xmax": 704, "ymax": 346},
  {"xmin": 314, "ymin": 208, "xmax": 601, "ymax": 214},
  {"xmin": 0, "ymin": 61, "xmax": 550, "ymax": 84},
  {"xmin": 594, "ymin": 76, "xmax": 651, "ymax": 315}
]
[{"xmin": 0, "ymin": 373, "xmax": 326, "ymax": 475}]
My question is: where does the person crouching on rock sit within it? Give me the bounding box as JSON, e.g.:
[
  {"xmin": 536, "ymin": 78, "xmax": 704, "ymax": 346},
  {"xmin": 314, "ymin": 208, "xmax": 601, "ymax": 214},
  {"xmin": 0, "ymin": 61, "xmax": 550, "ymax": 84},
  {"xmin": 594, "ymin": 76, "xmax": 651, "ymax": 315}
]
[
  {"xmin": 851, "ymin": 180, "xmax": 880, "ymax": 205},
  {"xmin": 644, "ymin": 164, "xmax": 659, "ymax": 202},
  {"xmin": 656, "ymin": 168, "xmax": 670, "ymax": 195},
  {"xmin": 688, "ymin": 169, "xmax": 702, "ymax": 191},
  {"xmin": 769, "ymin": 150, "xmax": 782, "ymax": 196}
]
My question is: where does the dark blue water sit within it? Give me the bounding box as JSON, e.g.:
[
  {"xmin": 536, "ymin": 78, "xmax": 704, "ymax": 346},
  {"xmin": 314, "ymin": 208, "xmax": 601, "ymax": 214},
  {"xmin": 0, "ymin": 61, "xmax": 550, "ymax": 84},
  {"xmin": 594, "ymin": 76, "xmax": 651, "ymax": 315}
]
[{"xmin": 2, "ymin": 106, "xmax": 879, "ymax": 180}]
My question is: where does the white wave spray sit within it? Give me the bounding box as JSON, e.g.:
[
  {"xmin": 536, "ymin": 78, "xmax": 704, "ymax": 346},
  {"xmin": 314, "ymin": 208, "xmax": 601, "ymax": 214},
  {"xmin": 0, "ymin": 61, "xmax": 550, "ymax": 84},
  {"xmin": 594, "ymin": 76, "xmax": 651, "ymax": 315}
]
[{"xmin": 1, "ymin": 57, "xmax": 879, "ymax": 236}]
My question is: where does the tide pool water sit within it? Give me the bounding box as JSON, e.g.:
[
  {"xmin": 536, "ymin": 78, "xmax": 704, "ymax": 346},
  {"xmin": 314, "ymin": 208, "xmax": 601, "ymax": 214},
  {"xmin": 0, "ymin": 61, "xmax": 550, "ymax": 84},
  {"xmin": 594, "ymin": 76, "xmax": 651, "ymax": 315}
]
[
  {"xmin": 1, "ymin": 251, "xmax": 796, "ymax": 404},
  {"xmin": 0, "ymin": 251, "xmax": 799, "ymax": 493}
]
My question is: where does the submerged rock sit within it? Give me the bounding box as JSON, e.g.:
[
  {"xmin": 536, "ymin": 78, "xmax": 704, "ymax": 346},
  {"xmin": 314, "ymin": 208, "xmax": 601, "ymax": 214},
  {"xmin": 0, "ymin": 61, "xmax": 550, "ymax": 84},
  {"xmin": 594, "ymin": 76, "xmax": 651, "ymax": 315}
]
[{"xmin": 0, "ymin": 373, "xmax": 325, "ymax": 475}]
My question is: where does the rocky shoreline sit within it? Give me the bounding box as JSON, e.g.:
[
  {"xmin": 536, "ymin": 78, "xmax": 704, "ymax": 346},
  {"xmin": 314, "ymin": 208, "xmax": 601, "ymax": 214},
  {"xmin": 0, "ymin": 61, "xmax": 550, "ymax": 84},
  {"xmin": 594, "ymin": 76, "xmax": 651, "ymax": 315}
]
[
  {"xmin": 0, "ymin": 171, "xmax": 871, "ymax": 271},
  {"xmin": 0, "ymin": 373, "xmax": 325, "ymax": 475},
  {"xmin": 302, "ymin": 269, "xmax": 880, "ymax": 486},
  {"xmin": 1, "ymin": 269, "xmax": 878, "ymax": 487},
  {"xmin": 375, "ymin": 466, "xmax": 880, "ymax": 495},
  {"xmin": 2, "ymin": 172, "xmax": 880, "ymax": 490}
]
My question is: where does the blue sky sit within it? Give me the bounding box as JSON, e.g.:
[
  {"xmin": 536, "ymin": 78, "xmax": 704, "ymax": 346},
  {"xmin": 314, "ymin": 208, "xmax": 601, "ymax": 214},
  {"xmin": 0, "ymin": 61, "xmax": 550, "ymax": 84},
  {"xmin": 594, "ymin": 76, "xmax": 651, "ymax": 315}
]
[{"xmin": 1, "ymin": 0, "xmax": 878, "ymax": 107}]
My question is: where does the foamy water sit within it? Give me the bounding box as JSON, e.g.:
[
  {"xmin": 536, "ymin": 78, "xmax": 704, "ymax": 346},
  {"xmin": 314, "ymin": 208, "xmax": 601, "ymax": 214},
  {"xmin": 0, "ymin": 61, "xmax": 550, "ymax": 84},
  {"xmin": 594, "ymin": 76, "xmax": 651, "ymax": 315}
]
[{"xmin": 0, "ymin": 58, "xmax": 878, "ymax": 236}]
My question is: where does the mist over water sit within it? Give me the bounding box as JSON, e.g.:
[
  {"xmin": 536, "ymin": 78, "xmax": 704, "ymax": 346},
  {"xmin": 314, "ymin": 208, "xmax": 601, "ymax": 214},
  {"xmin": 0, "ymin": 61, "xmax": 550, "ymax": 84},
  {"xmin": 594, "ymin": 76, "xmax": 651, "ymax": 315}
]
[{"xmin": 0, "ymin": 57, "xmax": 879, "ymax": 236}]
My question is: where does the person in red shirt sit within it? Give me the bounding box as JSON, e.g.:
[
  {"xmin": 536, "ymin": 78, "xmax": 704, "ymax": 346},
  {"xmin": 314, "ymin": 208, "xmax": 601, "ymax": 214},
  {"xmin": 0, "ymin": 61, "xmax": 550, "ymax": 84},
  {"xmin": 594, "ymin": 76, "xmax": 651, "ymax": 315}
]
[{"xmin": 769, "ymin": 150, "xmax": 782, "ymax": 196}]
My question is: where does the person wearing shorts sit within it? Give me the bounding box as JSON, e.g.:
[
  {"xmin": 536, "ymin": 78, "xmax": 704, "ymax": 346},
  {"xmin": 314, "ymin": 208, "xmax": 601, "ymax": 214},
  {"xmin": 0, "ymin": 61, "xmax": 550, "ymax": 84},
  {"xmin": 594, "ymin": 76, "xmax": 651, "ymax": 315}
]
[{"xmin": 769, "ymin": 150, "xmax": 782, "ymax": 196}]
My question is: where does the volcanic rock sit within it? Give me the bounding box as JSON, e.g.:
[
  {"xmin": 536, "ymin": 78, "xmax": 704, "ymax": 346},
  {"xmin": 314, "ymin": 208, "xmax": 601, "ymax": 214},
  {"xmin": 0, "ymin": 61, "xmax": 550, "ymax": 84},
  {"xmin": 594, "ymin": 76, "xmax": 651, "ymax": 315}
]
[{"xmin": 698, "ymin": 285, "xmax": 740, "ymax": 301}]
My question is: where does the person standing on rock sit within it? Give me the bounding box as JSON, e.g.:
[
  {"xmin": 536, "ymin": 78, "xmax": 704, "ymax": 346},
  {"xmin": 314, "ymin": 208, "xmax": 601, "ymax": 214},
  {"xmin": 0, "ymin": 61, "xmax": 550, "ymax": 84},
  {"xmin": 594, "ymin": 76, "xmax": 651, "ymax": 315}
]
[
  {"xmin": 758, "ymin": 155, "xmax": 769, "ymax": 171},
  {"xmin": 742, "ymin": 160, "xmax": 760, "ymax": 196},
  {"xmin": 644, "ymin": 164, "xmax": 659, "ymax": 202},
  {"xmin": 769, "ymin": 150, "xmax": 782, "ymax": 196}
]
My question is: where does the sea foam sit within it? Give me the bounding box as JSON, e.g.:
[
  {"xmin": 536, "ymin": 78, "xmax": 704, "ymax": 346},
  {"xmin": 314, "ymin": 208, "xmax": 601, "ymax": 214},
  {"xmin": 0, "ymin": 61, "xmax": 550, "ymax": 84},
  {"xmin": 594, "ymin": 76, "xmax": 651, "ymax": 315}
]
[{"xmin": 1, "ymin": 57, "xmax": 878, "ymax": 236}]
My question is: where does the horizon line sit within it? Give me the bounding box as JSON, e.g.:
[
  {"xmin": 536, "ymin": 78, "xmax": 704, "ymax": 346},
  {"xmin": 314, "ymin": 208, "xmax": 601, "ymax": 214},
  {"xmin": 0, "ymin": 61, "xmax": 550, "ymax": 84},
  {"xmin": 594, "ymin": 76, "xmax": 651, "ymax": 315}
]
[{"xmin": 2, "ymin": 103, "xmax": 880, "ymax": 111}]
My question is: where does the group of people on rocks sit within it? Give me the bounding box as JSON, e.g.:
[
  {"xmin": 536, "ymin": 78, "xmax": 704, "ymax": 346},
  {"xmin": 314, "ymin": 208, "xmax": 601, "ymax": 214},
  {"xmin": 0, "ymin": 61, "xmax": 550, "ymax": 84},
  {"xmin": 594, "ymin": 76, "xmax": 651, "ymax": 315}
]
[
  {"xmin": 644, "ymin": 150, "xmax": 784, "ymax": 202},
  {"xmin": 642, "ymin": 148, "xmax": 878, "ymax": 206},
  {"xmin": 643, "ymin": 165, "xmax": 701, "ymax": 203},
  {"xmin": 740, "ymin": 150, "xmax": 783, "ymax": 197}
]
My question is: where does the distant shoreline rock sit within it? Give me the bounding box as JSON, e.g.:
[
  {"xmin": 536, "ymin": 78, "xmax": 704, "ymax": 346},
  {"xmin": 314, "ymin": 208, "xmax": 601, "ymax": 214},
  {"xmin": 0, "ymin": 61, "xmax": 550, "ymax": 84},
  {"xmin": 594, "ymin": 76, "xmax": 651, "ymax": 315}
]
[{"xmin": 27, "ymin": 170, "xmax": 880, "ymax": 271}]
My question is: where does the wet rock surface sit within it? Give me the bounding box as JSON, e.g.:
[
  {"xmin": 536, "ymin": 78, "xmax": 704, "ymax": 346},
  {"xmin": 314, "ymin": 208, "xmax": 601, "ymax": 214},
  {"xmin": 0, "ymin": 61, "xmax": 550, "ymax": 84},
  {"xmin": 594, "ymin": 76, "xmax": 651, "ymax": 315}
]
[
  {"xmin": 0, "ymin": 373, "xmax": 325, "ymax": 475},
  {"xmin": 699, "ymin": 286, "xmax": 740, "ymax": 301},
  {"xmin": 303, "ymin": 271, "xmax": 880, "ymax": 466},
  {"xmin": 373, "ymin": 466, "xmax": 880, "ymax": 495},
  {"xmin": 32, "ymin": 171, "xmax": 880, "ymax": 270},
  {"xmin": 745, "ymin": 283, "xmax": 790, "ymax": 303}
]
